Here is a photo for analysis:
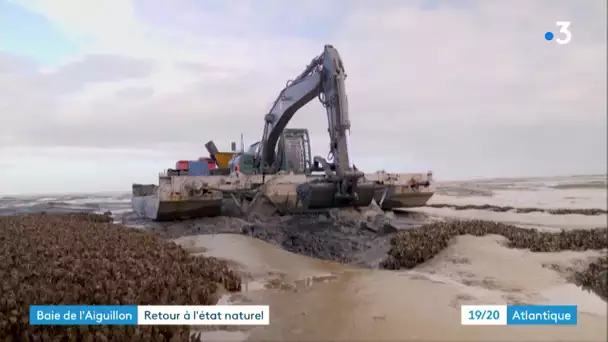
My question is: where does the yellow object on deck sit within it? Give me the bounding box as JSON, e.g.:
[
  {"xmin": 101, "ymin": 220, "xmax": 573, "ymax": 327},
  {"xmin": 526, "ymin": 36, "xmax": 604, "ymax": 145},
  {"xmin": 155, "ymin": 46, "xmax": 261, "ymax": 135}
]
[{"xmin": 215, "ymin": 152, "xmax": 237, "ymax": 168}]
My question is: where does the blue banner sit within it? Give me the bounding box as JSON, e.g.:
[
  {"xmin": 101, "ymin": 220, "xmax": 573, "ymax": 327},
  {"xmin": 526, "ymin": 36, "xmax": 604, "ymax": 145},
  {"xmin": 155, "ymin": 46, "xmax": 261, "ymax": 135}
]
[
  {"xmin": 506, "ymin": 305, "xmax": 577, "ymax": 325},
  {"xmin": 28, "ymin": 305, "xmax": 271, "ymax": 325},
  {"xmin": 30, "ymin": 305, "xmax": 138, "ymax": 325}
]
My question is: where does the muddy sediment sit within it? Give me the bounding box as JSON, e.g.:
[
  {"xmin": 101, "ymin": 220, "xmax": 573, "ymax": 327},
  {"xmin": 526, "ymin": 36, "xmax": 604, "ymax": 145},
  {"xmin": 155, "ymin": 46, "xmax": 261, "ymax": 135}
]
[
  {"xmin": 0, "ymin": 213, "xmax": 241, "ymax": 341},
  {"xmin": 143, "ymin": 208, "xmax": 419, "ymax": 268},
  {"xmin": 382, "ymin": 219, "xmax": 608, "ymax": 299},
  {"xmin": 247, "ymin": 215, "xmax": 393, "ymax": 266},
  {"xmin": 426, "ymin": 203, "xmax": 608, "ymax": 215}
]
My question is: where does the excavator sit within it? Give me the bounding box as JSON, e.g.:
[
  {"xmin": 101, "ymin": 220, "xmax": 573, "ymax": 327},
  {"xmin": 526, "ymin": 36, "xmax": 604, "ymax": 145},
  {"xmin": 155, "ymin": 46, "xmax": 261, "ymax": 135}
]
[
  {"xmin": 132, "ymin": 44, "xmax": 434, "ymax": 221},
  {"xmin": 219, "ymin": 44, "xmax": 379, "ymax": 209}
]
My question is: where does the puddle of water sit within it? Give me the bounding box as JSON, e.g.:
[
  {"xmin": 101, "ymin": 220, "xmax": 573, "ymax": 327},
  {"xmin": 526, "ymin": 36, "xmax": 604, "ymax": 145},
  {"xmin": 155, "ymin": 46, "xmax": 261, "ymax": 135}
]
[
  {"xmin": 245, "ymin": 268, "xmax": 607, "ymax": 341},
  {"xmin": 403, "ymin": 270, "xmax": 497, "ymax": 300},
  {"xmin": 225, "ymin": 274, "xmax": 341, "ymax": 303},
  {"xmin": 174, "ymin": 234, "xmax": 349, "ymax": 279}
]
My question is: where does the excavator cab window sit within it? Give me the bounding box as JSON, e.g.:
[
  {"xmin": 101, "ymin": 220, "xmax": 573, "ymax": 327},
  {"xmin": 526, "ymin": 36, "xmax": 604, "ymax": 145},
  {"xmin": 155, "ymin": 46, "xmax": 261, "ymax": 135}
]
[{"xmin": 247, "ymin": 142, "xmax": 260, "ymax": 155}]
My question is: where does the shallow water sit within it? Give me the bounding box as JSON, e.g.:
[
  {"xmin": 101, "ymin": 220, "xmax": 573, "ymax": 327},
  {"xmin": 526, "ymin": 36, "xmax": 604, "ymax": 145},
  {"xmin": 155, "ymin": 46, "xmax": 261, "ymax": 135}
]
[
  {"xmin": 177, "ymin": 233, "xmax": 607, "ymax": 341},
  {"xmin": 434, "ymin": 174, "xmax": 607, "ymax": 210}
]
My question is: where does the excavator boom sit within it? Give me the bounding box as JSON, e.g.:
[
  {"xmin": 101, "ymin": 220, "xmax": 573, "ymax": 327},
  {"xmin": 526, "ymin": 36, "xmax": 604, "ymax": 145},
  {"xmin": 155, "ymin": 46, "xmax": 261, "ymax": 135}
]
[
  {"xmin": 254, "ymin": 45, "xmax": 363, "ymax": 203},
  {"xmin": 259, "ymin": 45, "xmax": 353, "ymax": 175}
]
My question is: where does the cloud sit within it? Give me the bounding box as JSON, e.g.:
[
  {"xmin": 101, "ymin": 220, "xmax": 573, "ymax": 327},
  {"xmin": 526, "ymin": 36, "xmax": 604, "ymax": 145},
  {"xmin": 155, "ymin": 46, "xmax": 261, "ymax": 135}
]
[
  {"xmin": 52, "ymin": 55, "xmax": 153, "ymax": 87},
  {"xmin": 0, "ymin": 53, "xmax": 155, "ymax": 149},
  {"xmin": 0, "ymin": 52, "xmax": 38, "ymax": 74},
  {"xmin": 0, "ymin": 0, "xmax": 606, "ymax": 193}
]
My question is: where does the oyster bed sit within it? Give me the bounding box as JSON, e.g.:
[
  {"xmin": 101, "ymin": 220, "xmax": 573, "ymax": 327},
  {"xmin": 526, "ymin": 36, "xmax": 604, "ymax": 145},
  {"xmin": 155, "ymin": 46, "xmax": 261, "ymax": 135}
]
[
  {"xmin": 573, "ymin": 255, "xmax": 608, "ymax": 301},
  {"xmin": 425, "ymin": 203, "xmax": 607, "ymax": 215},
  {"xmin": 0, "ymin": 213, "xmax": 241, "ymax": 341},
  {"xmin": 381, "ymin": 220, "xmax": 607, "ymax": 299}
]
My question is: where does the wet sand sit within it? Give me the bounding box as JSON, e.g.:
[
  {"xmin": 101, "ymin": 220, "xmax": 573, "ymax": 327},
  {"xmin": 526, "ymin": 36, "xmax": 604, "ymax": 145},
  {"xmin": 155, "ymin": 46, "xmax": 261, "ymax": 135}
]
[{"xmin": 175, "ymin": 232, "xmax": 607, "ymax": 341}]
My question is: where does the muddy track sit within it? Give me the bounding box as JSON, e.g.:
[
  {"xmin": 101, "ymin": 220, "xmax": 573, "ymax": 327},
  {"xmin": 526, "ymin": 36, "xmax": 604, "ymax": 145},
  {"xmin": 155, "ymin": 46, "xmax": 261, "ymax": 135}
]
[{"xmin": 426, "ymin": 203, "xmax": 608, "ymax": 216}]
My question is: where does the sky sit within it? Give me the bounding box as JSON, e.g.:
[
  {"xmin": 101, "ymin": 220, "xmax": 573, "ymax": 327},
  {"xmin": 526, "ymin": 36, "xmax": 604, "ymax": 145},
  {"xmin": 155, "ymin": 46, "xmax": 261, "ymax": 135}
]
[{"xmin": 0, "ymin": 0, "xmax": 606, "ymax": 195}]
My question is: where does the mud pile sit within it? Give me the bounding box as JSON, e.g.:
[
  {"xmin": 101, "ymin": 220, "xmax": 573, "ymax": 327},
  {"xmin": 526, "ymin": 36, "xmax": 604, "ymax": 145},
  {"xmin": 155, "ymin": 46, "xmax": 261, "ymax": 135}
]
[
  {"xmin": 0, "ymin": 213, "xmax": 241, "ymax": 341},
  {"xmin": 381, "ymin": 220, "xmax": 608, "ymax": 299},
  {"xmin": 138, "ymin": 201, "xmax": 409, "ymax": 267},
  {"xmin": 236, "ymin": 205, "xmax": 409, "ymax": 266}
]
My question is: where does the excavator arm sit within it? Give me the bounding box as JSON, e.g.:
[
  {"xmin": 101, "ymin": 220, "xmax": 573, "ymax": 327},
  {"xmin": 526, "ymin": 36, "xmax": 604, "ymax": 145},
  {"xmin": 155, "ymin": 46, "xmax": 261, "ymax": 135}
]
[
  {"xmin": 256, "ymin": 44, "xmax": 363, "ymax": 202},
  {"xmin": 259, "ymin": 69, "xmax": 321, "ymax": 171}
]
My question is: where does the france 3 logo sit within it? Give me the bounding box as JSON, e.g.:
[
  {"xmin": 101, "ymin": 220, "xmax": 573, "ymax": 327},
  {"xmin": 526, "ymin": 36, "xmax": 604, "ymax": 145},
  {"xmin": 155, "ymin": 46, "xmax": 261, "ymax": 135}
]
[{"xmin": 544, "ymin": 21, "xmax": 572, "ymax": 45}]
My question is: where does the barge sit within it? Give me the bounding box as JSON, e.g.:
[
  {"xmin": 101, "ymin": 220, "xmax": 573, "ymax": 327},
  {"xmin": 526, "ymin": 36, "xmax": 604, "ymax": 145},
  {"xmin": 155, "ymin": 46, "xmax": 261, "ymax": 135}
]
[{"xmin": 132, "ymin": 162, "xmax": 435, "ymax": 221}]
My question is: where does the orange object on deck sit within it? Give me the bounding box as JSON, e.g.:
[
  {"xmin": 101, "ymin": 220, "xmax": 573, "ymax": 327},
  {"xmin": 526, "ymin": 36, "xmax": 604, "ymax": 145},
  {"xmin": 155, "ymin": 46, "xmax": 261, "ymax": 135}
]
[{"xmin": 215, "ymin": 152, "xmax": 237, "ymax": 168}]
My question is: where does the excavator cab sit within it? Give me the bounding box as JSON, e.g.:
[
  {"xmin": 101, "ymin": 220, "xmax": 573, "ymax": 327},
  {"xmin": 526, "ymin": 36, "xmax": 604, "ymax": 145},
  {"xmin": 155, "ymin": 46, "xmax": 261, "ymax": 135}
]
[
  {"xmin": 229, "ymin": 128, "xmax": 312, "ymax": 175},
  {"xmin": 276, "ymin": 128, "xmax": 312, "ymax": 173}
]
